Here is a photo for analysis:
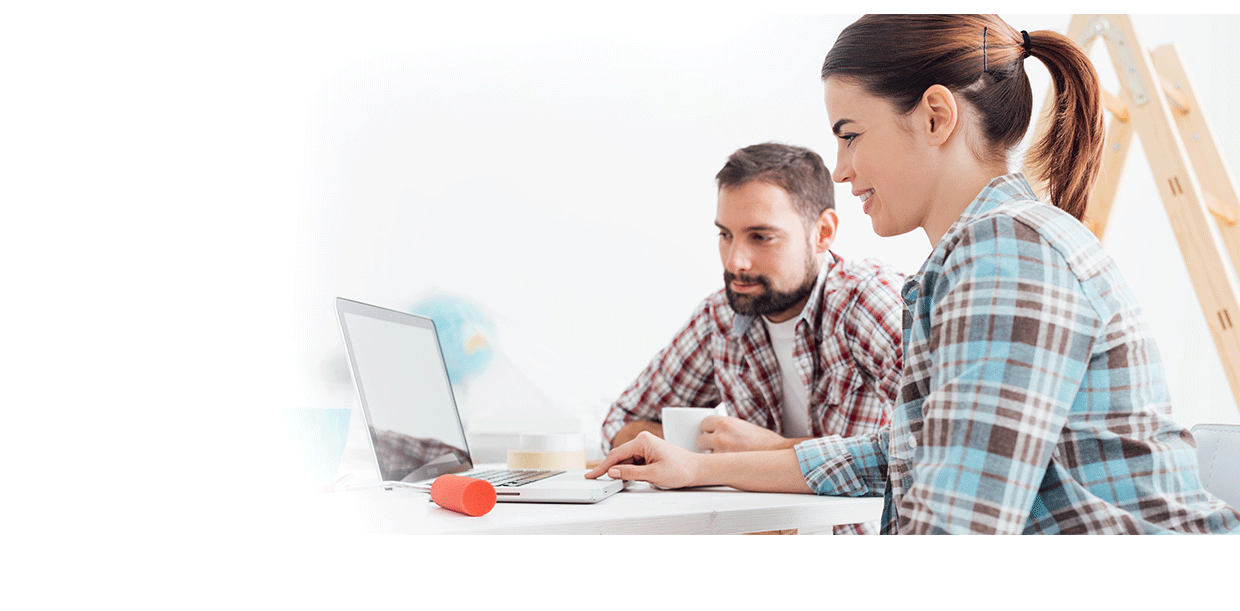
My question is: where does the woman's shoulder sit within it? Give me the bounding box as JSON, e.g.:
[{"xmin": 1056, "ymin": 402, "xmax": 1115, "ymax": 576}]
[
  {"xmin": 946, "ymin": 194, "xmax": 1118, "ymax": 289},
  {"xmin": 954, "ymin": 194, "xmax": 1097, "ymax": 256}
]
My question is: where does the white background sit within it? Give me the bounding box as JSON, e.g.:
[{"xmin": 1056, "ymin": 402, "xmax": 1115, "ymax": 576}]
[
  {"xmin": 298, "ymin": 11, "xmax": 1240, "ymax": 458},
  {"xmin": 6, "ymin": 7, "xmax": 1240, "ymax": 467},
  {"xmin": 4, "ymin": 1, "xmax": 1237, "ymax": 600}
]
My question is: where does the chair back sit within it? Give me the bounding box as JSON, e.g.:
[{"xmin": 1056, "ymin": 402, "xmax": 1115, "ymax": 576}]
[{"xmin": 1191, "ymin": 423, "xmax": 1240, "ymax": 508}]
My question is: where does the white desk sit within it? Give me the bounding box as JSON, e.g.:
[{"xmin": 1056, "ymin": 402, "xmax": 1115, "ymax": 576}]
[{"xmin": 312, "ymin": 480, "xmax": 883, "ymax": 535}]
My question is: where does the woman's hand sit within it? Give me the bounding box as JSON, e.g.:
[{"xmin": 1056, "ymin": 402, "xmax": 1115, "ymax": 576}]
[{"xmin": 584, "ymin": 431, "xmax": 704, "ymax": 489}]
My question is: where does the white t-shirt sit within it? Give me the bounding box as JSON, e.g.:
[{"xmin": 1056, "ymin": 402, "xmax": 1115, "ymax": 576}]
[{"xmin": 762, "ymin": 314, "xmax": 811, "ymax": 438}]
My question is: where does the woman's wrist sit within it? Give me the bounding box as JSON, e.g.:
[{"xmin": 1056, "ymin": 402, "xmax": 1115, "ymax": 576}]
[{"xmin": 696, "ymin": 449, "xmax": 813, "ymax": 493}]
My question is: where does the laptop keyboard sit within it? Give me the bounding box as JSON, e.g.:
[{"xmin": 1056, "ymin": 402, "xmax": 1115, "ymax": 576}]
[{"xmin": 465, "ymin": 469, "xmax": 565, "ymax": 488}]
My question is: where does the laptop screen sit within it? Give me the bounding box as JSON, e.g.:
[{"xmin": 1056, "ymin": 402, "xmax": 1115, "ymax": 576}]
[{"xmin": 336, "ymin": 298, "xmax": 472, "ymax": 483}]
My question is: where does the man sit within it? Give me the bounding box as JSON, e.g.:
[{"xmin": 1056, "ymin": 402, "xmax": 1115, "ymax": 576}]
[{"xmin": 600, "ymin": 143, "xmax": 903, "ymax": 533}]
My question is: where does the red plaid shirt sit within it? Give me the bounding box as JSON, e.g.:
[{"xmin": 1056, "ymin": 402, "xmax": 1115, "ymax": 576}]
[{"xmin": 601, "ymin": 253, "xmax": 904, "ymax": 533}]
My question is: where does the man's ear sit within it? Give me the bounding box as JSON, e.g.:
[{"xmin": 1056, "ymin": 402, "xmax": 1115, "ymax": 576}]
[
  {"xmin": 813, "ymin": 208, "xmax": 839, "ymax": 254},
  {"xmin": 918, "ymin": 84, "xmax": 958, "ymax": 146}
]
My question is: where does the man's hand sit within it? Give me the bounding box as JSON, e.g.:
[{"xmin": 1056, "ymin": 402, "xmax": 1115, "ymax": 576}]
[
  {"xmin": 586, "ymin": 431, "xmax": 704, "ymax": 488},
  {"xmin": 698, "ymin": 415, "xmax": 802, "ymax": 452},
  {"xmin": 610, "ymin": 420, "xmax": 664, "ymax": 449}
]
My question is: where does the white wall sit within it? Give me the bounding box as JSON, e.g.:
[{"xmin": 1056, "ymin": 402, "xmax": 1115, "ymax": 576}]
[
  {"xmin": 293, "ymin": 12, "xmax": 1240, "ymax": 456},
  {"xmin": 6, "ymin": 3, "xmax": 1236, "ymax": 594},
  {"xmin": 8, "ymin": 9, "xmax": 1238, "ymax": 479}
]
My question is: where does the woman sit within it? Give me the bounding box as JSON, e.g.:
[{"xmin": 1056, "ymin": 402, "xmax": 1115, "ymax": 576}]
[{"xmin": 585, "ymin": 14, "xmax": 1240, "ymax": 534}]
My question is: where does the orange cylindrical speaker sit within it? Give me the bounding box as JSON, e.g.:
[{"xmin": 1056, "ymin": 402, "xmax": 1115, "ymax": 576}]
[{"xmin": 430, "ymin": 474, "xmax": 497, "ymax": 516}]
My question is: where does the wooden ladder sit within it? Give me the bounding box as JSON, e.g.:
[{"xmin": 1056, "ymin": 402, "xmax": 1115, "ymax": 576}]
[{"xmin": 1024, "ymin": 14, "xmax": 1240, "ymax": 416}]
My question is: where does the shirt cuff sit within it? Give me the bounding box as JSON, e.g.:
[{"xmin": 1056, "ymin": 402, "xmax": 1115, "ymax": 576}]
[{"xmin": 794, "ymin": 433, "xmax": 885, "ymax": 497}]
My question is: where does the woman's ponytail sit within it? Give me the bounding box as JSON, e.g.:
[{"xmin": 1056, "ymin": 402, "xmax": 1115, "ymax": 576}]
[{"xmin": 1022, "ymin": 29, "xmax": 1105, "ymax": 220}]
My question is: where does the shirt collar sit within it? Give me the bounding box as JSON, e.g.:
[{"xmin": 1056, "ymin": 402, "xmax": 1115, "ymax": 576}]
[
  {"xmin": 903, "ymin": 172, "xmax": 1038, "ymax": 300},
  {"xmin": 731, "ymin": 251, "xmax": 838, "ymax": 338},
  {"xmin": 938, "ymin": 172, "xmax": 1039, "ymax": 248}
]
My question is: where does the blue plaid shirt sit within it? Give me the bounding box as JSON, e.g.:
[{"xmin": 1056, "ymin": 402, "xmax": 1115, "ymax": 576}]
[{"xmin": 795, "ymin": 174, "xmax": 1240, "ymax": 534}]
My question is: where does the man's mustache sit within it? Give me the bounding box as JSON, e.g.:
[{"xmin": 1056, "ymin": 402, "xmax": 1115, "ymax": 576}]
[{"xmin": 724, "ymin": 271, "xmax": 769, "ymax": 288}]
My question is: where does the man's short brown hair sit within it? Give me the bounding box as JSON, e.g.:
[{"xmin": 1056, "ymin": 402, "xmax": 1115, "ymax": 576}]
[{"xmin": 715, "ymin": 142, "xmax": 835, "ymax": 228}]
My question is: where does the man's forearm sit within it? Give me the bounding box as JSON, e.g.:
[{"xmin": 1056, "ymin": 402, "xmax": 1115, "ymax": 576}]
[
  {"xmin": 777, "ymin": 437, "xmax": 814, "ymax": 450},
  {"xmin": 612, "ymin": 420, "xmax": 664, "ymax": 448}
]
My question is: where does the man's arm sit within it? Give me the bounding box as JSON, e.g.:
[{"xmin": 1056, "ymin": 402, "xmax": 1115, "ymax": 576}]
[
  {"xmin": 610, "ymin": 420, "xmax": 663, "ymax": 448},
  {"xmin": 600, "ymin": 298, "xmax": 723, "ymax": 451},
  {"xmin": 843, "ymin": 262, "xmax": 905, "ymax": 407},
  {"xmin": 617, "ymin": 413, "xmax": 811, "ymax": 453},
  {"xmin": 698, "ymin": 415, "xmax": 811, "ymax": 452}
]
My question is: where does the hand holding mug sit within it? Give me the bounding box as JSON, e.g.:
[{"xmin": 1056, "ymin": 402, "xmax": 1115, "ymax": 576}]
[{"xmin": 698, "ymin": 414, "xmax": 796, "ymax": 452}]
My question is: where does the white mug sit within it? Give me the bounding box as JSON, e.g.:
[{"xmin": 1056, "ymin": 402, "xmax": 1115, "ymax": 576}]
[{"xmin": 661, "ymin": 406, "xmax": 726, "ymax": 453}]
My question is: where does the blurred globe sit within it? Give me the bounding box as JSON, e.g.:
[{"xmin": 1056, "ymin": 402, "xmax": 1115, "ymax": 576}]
[{"xmin": 410, "ymin": 292, "xmax": 496, "ymax": 385}]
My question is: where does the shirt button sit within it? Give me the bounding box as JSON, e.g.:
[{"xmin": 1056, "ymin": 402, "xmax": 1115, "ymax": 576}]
[{"xmin": 907, "ymin": 435, "xmax": 918, "ymax": 449}]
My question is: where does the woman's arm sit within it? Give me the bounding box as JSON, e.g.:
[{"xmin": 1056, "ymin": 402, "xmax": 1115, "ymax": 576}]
[
  {"xmin": 585, "ymin": 432, "xmax": 811, "ymax": 493},
  {"xmin": 586, "ymin": 429, "xmax": 891, "ymax": 498}
]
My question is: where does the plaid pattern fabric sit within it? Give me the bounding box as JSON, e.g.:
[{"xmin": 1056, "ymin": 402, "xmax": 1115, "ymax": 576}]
[
  {"xmin": 374, "ymin": 428, "xmax": 469, "ymax": 483},
  {"xmin": 795, "ymin": 174, "xmax": 1240, "ymax": 534},
  {"xmin": 601, "ymin": 253, "xmax": 904, "ymax": 534}
]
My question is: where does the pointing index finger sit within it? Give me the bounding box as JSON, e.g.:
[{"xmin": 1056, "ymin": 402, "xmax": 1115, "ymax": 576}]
[{"xmin": 584, "ymin": 435, "xmax": 643, "ymax": 479}]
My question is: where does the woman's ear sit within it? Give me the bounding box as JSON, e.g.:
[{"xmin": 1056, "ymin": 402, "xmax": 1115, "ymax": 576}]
[{"xmin": 919, "ymin": 84, "xmax": 958, "ymax": 146}]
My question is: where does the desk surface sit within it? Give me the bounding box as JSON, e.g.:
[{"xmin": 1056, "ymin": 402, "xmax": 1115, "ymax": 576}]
[{"xmin": 313, "ymin": 480, "xmax": 883, "ymax": 535}]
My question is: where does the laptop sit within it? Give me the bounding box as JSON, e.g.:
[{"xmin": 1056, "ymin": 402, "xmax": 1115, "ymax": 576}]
[{"xmin": 335, "ymin": 297, "xmax": 624, "ymax": 503}]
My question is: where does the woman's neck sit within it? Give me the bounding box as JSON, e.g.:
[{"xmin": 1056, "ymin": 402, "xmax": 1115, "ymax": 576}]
[{"xmin": 923, "ymin": 160, "xmax": 1010, "ymax": 247}]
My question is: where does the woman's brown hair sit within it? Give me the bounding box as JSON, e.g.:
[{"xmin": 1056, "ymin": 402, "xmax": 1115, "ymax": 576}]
[{"xmin": 821, "ymin": 14, "xmax": 1104, "ymax": 221}]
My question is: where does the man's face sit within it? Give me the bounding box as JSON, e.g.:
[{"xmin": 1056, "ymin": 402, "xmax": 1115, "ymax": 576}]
[{"xmin": 716, "ymin": 180, "xmax": 821, "ymax": 323}]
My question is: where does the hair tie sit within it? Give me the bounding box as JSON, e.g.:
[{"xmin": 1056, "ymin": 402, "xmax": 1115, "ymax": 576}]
[{"xmin": 1021, "ymin": 30, "xmax": 1032, "ymax": 57}]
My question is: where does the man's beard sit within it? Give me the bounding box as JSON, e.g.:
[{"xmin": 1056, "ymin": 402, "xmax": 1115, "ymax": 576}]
[{"xmin": 725, "ymin": 259, "xmax": 819, "ymax": 318}]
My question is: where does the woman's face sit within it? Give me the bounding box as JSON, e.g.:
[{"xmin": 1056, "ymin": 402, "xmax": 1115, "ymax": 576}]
[{"xmin": 824, "ymin": 76, "xmax": 937, "ymax": 238}]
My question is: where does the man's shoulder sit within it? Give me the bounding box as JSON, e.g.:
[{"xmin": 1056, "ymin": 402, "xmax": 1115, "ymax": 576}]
[
  {"xmin": 688, "ymin": 288, "xmax": 740, "ymax": 331},
  {"xmin": 822, "ymin": 254, "xmax": 905, "ymax": 303},
  {"xmin": 804, "ymin": 254, "xmax": 905, "ymax": 341},
  {"xmin": 829, "ymin": 253, "xmax": 905, "ymax": 284}
]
